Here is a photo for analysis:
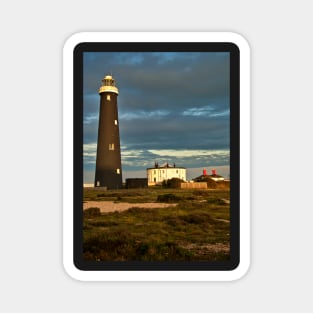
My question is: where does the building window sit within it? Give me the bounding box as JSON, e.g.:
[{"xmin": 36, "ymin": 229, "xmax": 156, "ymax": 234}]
[
  {"xmin": 96, "ymin": 181, "xmax": 100, "ymax": 187},
  {"xmin": 109, "ymin": 143, "xmax": 114, "ymax": 150},
  {"xmin": 116, "ymin": 168, "xmax": 120, "ymax": 174},
  {"xmin": 114, "ymin": 120, "xmax": 118, "ymax": 125},
  {"xmin": 107, "ymin": 94, "xmax": 111, "ymax": 101}
]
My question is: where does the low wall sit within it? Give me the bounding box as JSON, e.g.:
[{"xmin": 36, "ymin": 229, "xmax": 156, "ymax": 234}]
[
  {"xmin": 180, "ymin": 182, "xmax": 207, "ymax": 189},
  {"xmin": 125, "ymin": 178, "xmax": 148, "ymax": 189}
]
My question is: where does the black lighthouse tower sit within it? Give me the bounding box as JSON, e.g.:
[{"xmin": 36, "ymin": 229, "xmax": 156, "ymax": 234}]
[{"xmin": 94, "ymin": 75, "xmax": 123, "ymax": 189}]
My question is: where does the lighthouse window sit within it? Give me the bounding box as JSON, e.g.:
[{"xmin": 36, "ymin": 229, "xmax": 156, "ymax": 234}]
[
  {"xmin": 114, "ymin": 120, "xmax": 118, "ymax": 125},
  {"xmin": 116, "ymin": 168, "xmax": 120, "ymax": 174},
  {"xmin": 109, "ymin": 143, "xmax": 115, "ymax": 151},
  {"xmin": 107, "ymin": 94, "xmax": 111, "ymax": 101}
]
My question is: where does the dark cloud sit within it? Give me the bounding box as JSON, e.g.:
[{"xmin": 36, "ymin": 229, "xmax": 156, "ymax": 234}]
[
  {"xmin": 83, "ymin": 51, "xmax": 230, "ymax": 180},
  {"xmin": 119, "ymin": 114, "xmax": 229, "ymax": 150}
]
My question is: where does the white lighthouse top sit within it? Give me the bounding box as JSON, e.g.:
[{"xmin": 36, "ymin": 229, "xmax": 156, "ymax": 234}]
[{"xmin": 99, "ymin": 74, "xmax": 119, "ymax": 94}]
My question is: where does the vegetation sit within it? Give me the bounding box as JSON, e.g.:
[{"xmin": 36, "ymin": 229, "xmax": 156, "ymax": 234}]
[
  {"xmin": 83, "ymin": 185, "xmax": 229, "ymax": 202},
  {"xmin": 162, "ymin": 177, "xmax": 185, "ymax": 188},
  {"xmin": 156, "ymin": 193, "xmax": 181, "ymax": 203},
  {"xmin": 83, "ymin": 207, "xmax": 101, "ymax": 218},
  {"xmin": 83, "ymin": 188, "xmax": 230, "ymax": 261}
]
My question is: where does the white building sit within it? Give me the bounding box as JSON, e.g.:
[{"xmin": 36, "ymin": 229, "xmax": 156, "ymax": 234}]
[{"xmin": 147, "ymin": 163, "xmax": 186, "ymax": 186}]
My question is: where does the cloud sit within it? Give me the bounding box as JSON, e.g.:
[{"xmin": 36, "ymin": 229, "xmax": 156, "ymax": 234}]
[
  {"xmin": 148, "ymin": 149, "xmax": 229, "ymax": 158},
  {"xmin": 83, "ymin": 51, "xmax": 230, "ymax": 181},
  {"xmin": 182, "ymin": 106, "xmax": 229, "ymax": 118},
  {"xmin": 119, "ymin": 109, "xmax": 170, "ymax": 120}
]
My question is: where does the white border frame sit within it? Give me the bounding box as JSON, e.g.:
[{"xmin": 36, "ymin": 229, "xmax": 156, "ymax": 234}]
[{"xmin": 63, "ymin": 32, "xmax": 250, "ymax": 281}]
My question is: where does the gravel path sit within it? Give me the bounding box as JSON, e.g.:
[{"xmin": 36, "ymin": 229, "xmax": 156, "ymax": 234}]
[{"xmin": 83, "ymin": 201, "xmax": 177, "ymax": 213}]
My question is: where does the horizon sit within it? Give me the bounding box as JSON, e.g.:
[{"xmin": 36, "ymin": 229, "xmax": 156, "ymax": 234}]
[{"xmin": 84, "ymin": 165, "xmax": 230, "ymax": 184}]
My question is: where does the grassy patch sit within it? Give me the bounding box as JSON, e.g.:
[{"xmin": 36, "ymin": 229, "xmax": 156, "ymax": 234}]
[
  {"xmin": 83, "ymin": 190, "xmax": 230, "ymax": 261},
  {"xmin": 156, "ymin": 193, "xmax": 181, "ymax": 203},
  {"xmin": 83, "ymin": 207, "xmax": 101, "ymax": 218}
]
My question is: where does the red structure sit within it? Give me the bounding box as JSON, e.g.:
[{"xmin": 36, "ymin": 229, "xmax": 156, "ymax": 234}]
[{"xmin": 203, "ymin": 168, "xmax": 207, "ymax": 176}]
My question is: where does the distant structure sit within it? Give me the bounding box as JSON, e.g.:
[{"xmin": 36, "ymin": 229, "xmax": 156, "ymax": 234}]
[
  {"xmin": 181, "ymin": 182, "xmax": 207, "ymax": 189},
  {"xmin": 94, "ymin": 75, "xmax": 123, "ymax": 189},
  {"xmin": 146, "ymin": 162, "xmax": 186, "ymax": 186},
  {"xmin": 193, "ymin": 168, "xmax": 225, "ymax": 182},
  {"xmin": 208, "ymin": 169, "xmax": 225, "ymax": 181},
  {"xmin": 125, "ymin": 178, "xmax": 148, "ymax": 189}
]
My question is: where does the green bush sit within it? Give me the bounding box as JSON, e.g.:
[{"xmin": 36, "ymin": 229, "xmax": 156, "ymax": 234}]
[
  {"xmin": 83, "ymin": 207, "xmax": 101, "ymax": 218},
  {"xmin": 162, "ymin": 178, "xmax": 185, "ymax": 188},
  {"xmin": 157, "ymin": 193, "xmax": 180, "ymax": 203}
]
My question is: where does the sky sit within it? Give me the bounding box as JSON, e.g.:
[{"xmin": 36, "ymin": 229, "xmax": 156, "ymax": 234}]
[{"xmin": 83, "ymin": 52, "xmax": 230, "ymax": 183}]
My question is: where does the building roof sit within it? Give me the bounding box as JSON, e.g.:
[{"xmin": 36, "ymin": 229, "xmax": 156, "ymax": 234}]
[
  {"xmin": 146, "ymin": 165, "xmax": 186, "ymax": 170},
  {"xmin": 193, "ymin": 174, "xmax": 224, "ymax": 181},
  {"xmin": 147, "ymin": 162, "xmax": 186, "ymax": 170}
]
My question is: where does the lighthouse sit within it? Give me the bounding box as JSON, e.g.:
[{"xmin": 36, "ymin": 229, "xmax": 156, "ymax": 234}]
[{"xmin": 94, "ymin": 74, "xmax": 123, "ymax": 189}]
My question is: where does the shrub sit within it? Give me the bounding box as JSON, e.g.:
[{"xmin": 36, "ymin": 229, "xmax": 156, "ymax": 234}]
[
  {"xmin": 181, "ymin": 213, "xmax": 213, "ymax": 224},
  {"xmin": 162, "ymin": 178, "xmax": 185, "ymax": 188},
  {"xmin": 83, "ymin": 207, "xmax": 101, "ymax": 218},
  {"xmin": 206, "ymin": 179, "xmax": 217, "ymax": 189},
  {"xmin": 157, "ymin": 193, "xmax": 180, "ymax": 203},
  {"xmin": 216, "ymin": 181, "xmax": 230, "ymax": 189}
]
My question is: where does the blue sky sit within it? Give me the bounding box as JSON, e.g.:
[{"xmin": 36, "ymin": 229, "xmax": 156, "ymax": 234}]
[{"xmin": 83, "ymin": 52, "xmax": 230, "ymax": 182}]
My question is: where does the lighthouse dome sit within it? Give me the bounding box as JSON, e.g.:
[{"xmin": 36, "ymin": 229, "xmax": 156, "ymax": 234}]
[{"xmin": 99, "ymin": 74, "xmax": 119, "ymax": 94}]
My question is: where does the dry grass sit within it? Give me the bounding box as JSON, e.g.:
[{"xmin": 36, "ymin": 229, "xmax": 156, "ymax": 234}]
[{"xmin": 83, "ymin": 188, "xmax": 230, "ymax": 261}]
